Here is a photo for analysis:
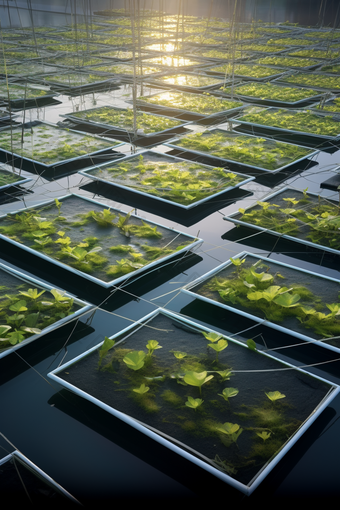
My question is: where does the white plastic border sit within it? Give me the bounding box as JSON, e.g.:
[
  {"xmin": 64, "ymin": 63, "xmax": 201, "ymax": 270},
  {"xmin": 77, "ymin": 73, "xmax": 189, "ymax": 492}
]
[{"xmin": 47, "ymin": 307, "xmax": 340, "ymax": 496}]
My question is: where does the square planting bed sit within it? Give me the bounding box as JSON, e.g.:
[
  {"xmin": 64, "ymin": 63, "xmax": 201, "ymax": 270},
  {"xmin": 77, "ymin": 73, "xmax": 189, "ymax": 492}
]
[
  {"xmin": 0, "ymin": 451, "xmax": 81, "ymax": 504},
  {"xmin": 0, "ymin": 194, "xmax": 202, "ymax": 289},
  {"xmin": 275, "ymin": 72, "xmax": 340, "ymax": 93},
  {"xmin": 182, "ymin": 251, "xmax": 340, "ymax": 353},
  {"xmin": 79, "ymin": 150, "xmax": 254, "ymax": 209},
  {"xmin": 38, "ymin": 71, "xmax": 121, "ymax": 94},
  {"xmin": 133, "ymin": 90, "xmax": 244, "ymax": 120},
  {"xmin": 0, "ymin": 260, "xmax": 92, "ymax": 359},
  {"xmin": 0, "ymin": 121, "xmax": 124, "ymax": 179},
  {"xmin": 205, "ymin": 63, "xmax": 284, "ymax": 81},
  {"xmin": 0, "ymin": 167, "xmax": 32, "ymax": 192},
  {"xmin": 47, "ymin": 308, "xmax": 339, "ymax": 495},
  {"xmin": 220, "ymin": 82, "xmax": 323, "ymax": 107},
  {"xmin": 165, "ymin": 128, "xmax": 318, "ymax": 174},
  {"xmin": 62, "ymin": 106, "xmax": 189, "ymax": 139},
  {"xmin": 0, "ymin": 81, "xmax": 58, "ymax": 109},
  {"xmin": 146, "ymin": 72, "xmax": 224, "ymax": 91},
  {"xmin": 233, "ymin": 107, "xmax": 340, "ymax": 144},
  {"xmin": 224, "ymin": 187, "xmax": 340, "ymax": 255}
]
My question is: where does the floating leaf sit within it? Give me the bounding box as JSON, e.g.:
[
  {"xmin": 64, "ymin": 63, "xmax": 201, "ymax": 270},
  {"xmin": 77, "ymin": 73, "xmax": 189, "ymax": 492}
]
[
  {"xmin": 256, "ymin": 431, "xmax": 271, "ymax": 441},
  {"xmin": 219, "ymin": 387, "xmax": 239, "ymax": 401},
  {"xmin": 183, "ymin": 371, "xmax": 214, "ymax": 395},
  {"xmin": 185, "ymin": 396, "xmax": 203, "ymax": 410},
  {"xmin": 173, "ymin": 351, "xmax": 187, "ymax": 359},
  {"xmin": 265, "ymin": 391, "xmax": 286, "ymax": 402},
  {"xmin": 202, "ymin": 331, "xmax": 223, "ymax": 343},
  {"xmin": 133, "ymin": 383, "xmax": 150, "ymax": 394},
  {"xmin": 98, "ymin": 336, "xmax": 115, "ymax": 367},
  {"xmin": 123, "ymin": 351, "xmax": 146, "ymax": 371},
  {"xmin": 247, "ymin": 339, "xmax": 256, "ymax": 351}
]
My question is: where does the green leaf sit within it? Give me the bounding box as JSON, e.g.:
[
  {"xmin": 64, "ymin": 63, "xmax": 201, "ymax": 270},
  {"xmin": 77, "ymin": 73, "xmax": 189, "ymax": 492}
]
[
  {"xmin": 256, "ymin": 431, "xmax": 271, "ymax": 441},
  {"xmin": 202, "ymin": 331, "xmax": 223, "ymax": 343},
  {"xmin": 273, "ymin": 292, "xmax": 301, "ymax": 307},
  {"xmin": 98, "ymin": 336, "xmax": 115, "ymax": 367},
  {"xmin": 183, "ymin": 371, "xmax": 214, "ymax": 395},
  {"xmin": 19, "ymin": 288, "xmax": 45, "ymax": 300},
  {"xmin": 265, "ymin": 391, "xmax": 286, "ymax": 402},
  {"xmin": 216, "ymin": 422, "xmax": 240, "ymax": 435},
  {"xmin": 219, "ymin": 387, "xmax": 239, "ymax": 401},
  {"xmin": 185, "ymin": 396, "xmax": 203, "ymax": 410},
  {"xmin": 247, "ymin": 339, "xmax": 256, "ymax": 351},
  {"xmin": 9, "ymin": 300, "xmax": 27, "ymax": 313},
  {"xmin": 123, "ymin": 351, "xmax": 146, "ymax": 371},
  {"xmin": 173, "ymin": 351, "xmax": 187, "ymax": 359},
  {"xmin": 146, "ymin": 339, "xmax": 162, "ymax": 356},
  {"xmin": 133, "ymin": 383, "xmax": 150, "ymax": 394}
]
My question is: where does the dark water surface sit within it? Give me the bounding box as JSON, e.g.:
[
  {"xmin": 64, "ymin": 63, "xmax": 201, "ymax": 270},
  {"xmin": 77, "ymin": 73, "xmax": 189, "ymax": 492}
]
[{"xmin": 0, "ymin": 0, "xmax": 340, "ymax": 505}]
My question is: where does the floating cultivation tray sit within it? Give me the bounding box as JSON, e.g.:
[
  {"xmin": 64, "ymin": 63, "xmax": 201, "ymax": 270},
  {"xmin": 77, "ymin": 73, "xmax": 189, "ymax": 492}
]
[
  {"xmin": 205, "ymin": 63, "xmax": 284, "ymax": 81},
  {"xmin": 0, "ymin": 81, "xmax": 58, "ymax": 109},
  {"xmin": 146, "ymin": 72, "xmax": 224, "ymax": 91},
  {"xmin": 140, "ymin": 55, "xmax": 207, "ymax": 71},
  {"xmin": 182, "ymin": 251, "xmax": 340, "ymax": 353},
  {"xmin": 0, "ymin": 167, "xmax": 31, "ymax": 192},
  {"xmin": 0, "ymin": 451, "xmax": 81, "ymax": 504},
  {"xmin": 220, "ymin": 81, "xmax": 323, "ymax": 107},
  {"xmin": 233, "ymin": 107, "xmax": 340, "ymax": 143},
  {"xmin": 0, "ymin": 260, "xmax": 92, "ymax": 359},
  {"xmin": 79, "ymin": 150, "xmax": 254, "ymax": 209},
  {"xmin": 224, "ymin": 187, "xmax": 340, "ymax": 256},
  {"xmin": 36, "ymin": 71, "xmax": 121, "ymax": 94},
  {"xmin": 85, "ymin": 62, "xmax": 165, "ymax": 81},
  {"xmin": 47, "ymin": 308, "xmax": 339, "ymax": 495},
  {"xmin": 132, "ymin": 90, "xmax": 244, "ymax": 120},
  {"xmin": 0, "ymin": 194, "xmax": 202, "ymax": 289},
  {"xmin": 165, "ymin": 127, "xmax": 318, "ymax": 174},
  {"xmin": 254, "ymin": 55, "xmax": 321, "ymax": 70},
  {"xmin": 62, "ymin": 106, "xmax": 189, "ymax": 139},
  {"xmin": 0, "ymin": 121, "xmax": 124, "ymax": 180},
  {"xmin": 275, "ymin": 71, "xmax": 340, "ymax": 93}
]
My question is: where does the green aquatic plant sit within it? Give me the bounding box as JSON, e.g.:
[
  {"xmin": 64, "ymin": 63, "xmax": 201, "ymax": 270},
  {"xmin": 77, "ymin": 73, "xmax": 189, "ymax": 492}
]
[
  {"xmin": 133, "ymin": 383, "xmax": 150, "ymax": 394},
  {"xmin": 185, "ymin": 396, "xmax": 203, "ymax": 410},
  {"xmin": 208, "ymin": 338, "xmax": 228, "ymax": 362},
  {"xmin": 18, "ymin": 288, "xmax": 45, "ymax": 301},
  {"xmin": 256, "ymin": 431, "xmax": 271, "ymax": 441},
  {"xmin": 172, "ymin": 130, "xmax": 313, "ymax": 171},
  {"xmin": 215, "ymin": 369, "xmax": 233, "ymax": 381},
  {"xmin": 89, "ymin": 209, "xmax": 117, "ymax": 227},
  {"xmin": 123, "ymin": 351, "xmax": 146, "ymax": 371},
  {"xmin": 0, "ymin": 285, "xmax": 78, "ymax": 347},
  {"xmin": 202, "ymin": 331, "xmax": 223, "ymax": 343},
  {"xmin": 246, "ymin": 339, "xmax": 257, "ymax": 351},
  {"xmin": 216, "ymin": 422, "xmax": 243, "ymax": 445},
  {"xmin": 265, "ymin": 391, "xmax": 286, "ymax": 402},
  {"xmin": 146, "ymin": 340, "xmax": 162, "ymax": 357},
  {"xmin": 183, "ymin": 371, "xmax": 214, "ymax": 396},
  {"xmin": 223, "ymin": 82, "xmax": 319, "ymax": 102},
  {"xmin": 98, "ymin": 336, "xmax": 115, "ymax": 368},
  {"xmin": 237, "ymin": 108, "xmax": 340, "ymax": 136},
  {"xmin": 219, "ymin": 387, "xmax": 239, "ymax": 402},
  {"xmin": 173, "ymin": 351, "xmax": 187, "ymax": 359}
]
